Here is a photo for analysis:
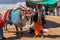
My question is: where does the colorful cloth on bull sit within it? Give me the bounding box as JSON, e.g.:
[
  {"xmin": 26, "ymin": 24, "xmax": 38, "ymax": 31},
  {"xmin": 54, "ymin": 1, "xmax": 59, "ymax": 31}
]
[
  {"xmin": 30, "ymin": 22, "xmax": 34, "ymax": 29},
  {"xmin": 11, "ymin": 9, "xmax": 20, "ymax": 23},
  {"xmin": 2, "ymin": 9, "xmax": 10, "ymax": 21}
]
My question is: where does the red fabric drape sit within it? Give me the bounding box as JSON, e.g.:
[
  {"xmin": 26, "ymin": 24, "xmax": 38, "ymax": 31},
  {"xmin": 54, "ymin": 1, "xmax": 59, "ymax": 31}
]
[
  {"xmin": 35, "ymin": 3, "xmax": 42, "ymax": 7},
  {"xmin": 0, "ymin": 18, "xmax": 5, "ymax": 27}
]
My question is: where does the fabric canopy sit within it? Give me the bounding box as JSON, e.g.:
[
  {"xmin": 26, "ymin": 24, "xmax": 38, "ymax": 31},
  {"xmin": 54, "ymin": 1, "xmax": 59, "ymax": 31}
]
[
  {"xmin": 35, "ymin": 3, "xmax": 42, "ymax": 7},
  {"xmin": 38, "ymin": 0, "xmax": 58, "ymax": 5}
]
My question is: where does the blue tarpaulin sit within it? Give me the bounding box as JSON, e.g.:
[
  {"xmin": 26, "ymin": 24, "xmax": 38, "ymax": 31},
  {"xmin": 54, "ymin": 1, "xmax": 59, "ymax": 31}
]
[{"xmin": 38, "ymin": 0, "xmax": 58, "ymax": 4}]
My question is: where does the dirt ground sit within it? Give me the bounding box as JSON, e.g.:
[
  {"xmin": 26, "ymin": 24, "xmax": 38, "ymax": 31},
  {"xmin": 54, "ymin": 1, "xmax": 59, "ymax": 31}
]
[{"xmin": 3, "ymin": 16, "xmax": 60, "ymax": 40}]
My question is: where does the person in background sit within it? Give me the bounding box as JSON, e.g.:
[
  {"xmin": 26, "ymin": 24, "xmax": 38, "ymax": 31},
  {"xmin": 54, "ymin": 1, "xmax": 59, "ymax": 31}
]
[
  {"xmin": 54, "ymin": 7, "xmax": 58, "ymax": 16},
  {"xmin": 41, "ymin": 5, "xmax": 46, "ymax": 28},
  {"xmin": 45, "ymin": 5, "xmax": 49, "ymax": 15},
  {"xmin": 58, "ymin": 7, "xmax": 60, "ymax": 16},
  {"xmin": 42, "ymin": 5, "xmax": 46, "ymax": 17},
  {"xmin": 0, "ymin": 13, "xmax": 6, "ymax": 39}
]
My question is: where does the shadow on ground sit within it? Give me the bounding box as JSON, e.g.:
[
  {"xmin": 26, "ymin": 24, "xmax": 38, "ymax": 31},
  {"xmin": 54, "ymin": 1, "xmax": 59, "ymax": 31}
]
[
  {"xmin": 6, "ymin": 31, "xmax": 35, "ymax": 40},
  {"xmin": 5, "ymin": 31, "xmax": 22, "ymax": 40},
  {"xmin": 6, "ymin": 30, "xmax": 60, "ymax": 40},
  {"xmin": 44, "ymin": 34, "xmax": 60, "ymax": 38},
  {"xmin": 45, "ymin": 20, "xmax": 60, "ymax": 28}
]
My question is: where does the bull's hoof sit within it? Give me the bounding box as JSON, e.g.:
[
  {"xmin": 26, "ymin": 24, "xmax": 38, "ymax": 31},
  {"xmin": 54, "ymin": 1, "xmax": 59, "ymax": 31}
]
[
  {"xmin": 20, "ymin": 32, "xmax": 23, "ymax": 37},
  {"xmin": 34, "ymin": 35, "xmax": 38, "ymax": 38},
  {"xmin": 20, "ymin": 32, "xmax": 23, "ymax": 34},
  {"xmin": 16, "ymin": 32, "xmax": 19, "ymax": 36},
  {"xmin": 2, "ymin": 37, "xmax": 6, "ymax": 40}
]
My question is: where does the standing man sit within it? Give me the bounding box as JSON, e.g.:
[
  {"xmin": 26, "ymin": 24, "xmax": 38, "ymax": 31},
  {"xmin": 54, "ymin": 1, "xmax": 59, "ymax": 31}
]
[{"xmin": 0, "ymin": 13, "xmax": 6, "ymax": 39}]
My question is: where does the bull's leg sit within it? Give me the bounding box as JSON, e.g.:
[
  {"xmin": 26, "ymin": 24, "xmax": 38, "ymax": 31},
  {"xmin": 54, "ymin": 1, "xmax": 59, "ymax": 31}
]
[
  {"xmin": 15, "ymin": 25, "xmax": 19, "ymax": 35},
  {"xmin": 5, "ymin": 23, "xmax": 8, "ymax": 31},
  {"xmin": 20, "ymin": 27, "xmax": 23, "ymax": 34},
  {"xmin": 20, "ymin": 27, "xmax": 23, "ymax": 37},
  {"xmin": 4, "ymin": 22, "xmax": 8, "ymax": 31}
]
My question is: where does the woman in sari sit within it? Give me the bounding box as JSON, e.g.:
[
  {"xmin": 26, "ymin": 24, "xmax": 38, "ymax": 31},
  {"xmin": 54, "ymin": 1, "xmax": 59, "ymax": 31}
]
[{"xmin": 33, "ymin": 8, "xmax": 43, "ymax": 37}]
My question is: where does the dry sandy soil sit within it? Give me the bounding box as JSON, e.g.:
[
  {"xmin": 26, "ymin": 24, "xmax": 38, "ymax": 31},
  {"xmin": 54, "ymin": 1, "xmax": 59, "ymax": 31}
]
[{"xmin": 3, "ymin": 16, "xmax": 60, "ymax": 40}]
